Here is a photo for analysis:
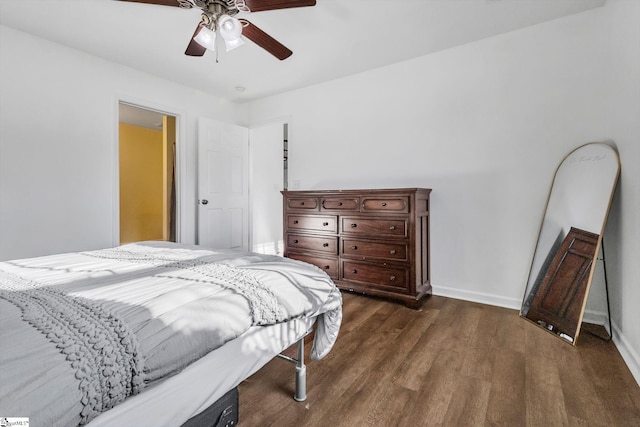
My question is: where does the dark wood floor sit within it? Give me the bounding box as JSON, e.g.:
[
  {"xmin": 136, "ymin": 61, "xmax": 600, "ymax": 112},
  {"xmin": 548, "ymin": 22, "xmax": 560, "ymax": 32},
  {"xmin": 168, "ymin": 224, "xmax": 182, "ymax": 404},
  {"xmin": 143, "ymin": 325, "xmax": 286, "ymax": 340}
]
[{"xmin": 238, "ymin": 293, "xmax": 640, "ymax": 426}]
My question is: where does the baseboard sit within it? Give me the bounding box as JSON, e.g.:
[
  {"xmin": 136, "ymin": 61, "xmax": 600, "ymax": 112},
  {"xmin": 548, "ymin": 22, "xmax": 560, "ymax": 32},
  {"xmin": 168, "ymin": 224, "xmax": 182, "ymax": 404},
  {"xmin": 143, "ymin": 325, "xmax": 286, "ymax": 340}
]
[
  {"xmin": 611, "ymin": 320, "xmax": 640, "ymax": 386},
  {"xmin": 432, "ymin": 285, "xmax": 522, "ymax": 311},
  {"xmin": 432, "ymin": 285, "xmax": 640, "ymax": 386}
]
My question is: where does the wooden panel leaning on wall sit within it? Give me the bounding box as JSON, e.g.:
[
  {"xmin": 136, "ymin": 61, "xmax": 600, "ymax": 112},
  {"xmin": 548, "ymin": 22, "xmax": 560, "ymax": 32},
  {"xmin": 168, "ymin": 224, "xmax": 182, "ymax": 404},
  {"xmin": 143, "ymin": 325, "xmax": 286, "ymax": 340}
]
[{"xmin": 282, "ymin": 188, "xmax": 431, "ymax": 308}]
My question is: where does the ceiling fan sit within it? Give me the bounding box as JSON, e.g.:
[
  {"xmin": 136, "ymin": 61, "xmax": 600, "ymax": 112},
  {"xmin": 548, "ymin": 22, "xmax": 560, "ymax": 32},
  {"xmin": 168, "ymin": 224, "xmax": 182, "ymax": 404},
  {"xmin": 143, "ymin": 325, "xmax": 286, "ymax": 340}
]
[{"xmin": 117, "ymin": 0, "xmax": 316, "ymax": 60}]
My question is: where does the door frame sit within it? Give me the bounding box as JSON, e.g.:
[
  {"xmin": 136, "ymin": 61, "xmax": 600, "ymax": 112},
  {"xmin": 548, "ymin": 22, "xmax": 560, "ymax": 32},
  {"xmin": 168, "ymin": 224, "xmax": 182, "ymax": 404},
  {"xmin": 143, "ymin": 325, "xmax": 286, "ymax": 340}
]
[{"xmin": 113, "ymin": 96, "xmax": 186, "ymax": 246}]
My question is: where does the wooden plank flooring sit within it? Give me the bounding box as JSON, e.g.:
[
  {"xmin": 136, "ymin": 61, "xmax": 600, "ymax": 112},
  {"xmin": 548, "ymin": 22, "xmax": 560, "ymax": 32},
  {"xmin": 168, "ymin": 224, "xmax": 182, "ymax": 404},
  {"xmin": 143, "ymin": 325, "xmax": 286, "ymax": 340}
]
[{"xmin": 238, "ymin": 293, "xmax": 640, "ymax": 426}]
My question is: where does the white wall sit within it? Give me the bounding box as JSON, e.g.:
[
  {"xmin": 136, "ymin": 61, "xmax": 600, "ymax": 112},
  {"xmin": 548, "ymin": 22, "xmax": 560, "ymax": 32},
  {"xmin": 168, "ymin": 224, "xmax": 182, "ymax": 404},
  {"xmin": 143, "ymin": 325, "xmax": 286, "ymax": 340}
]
[
  {"xmin": 248, "ymin": 7, "xmax": 608, "ymax": 306},
  {"xmin": 247, "ymin": 2, "xmax": 639, "ymax": 381},
  {"xmin": 600, "ymin": 0, "xmax": 640, "ymax": 383},
  {"xmin": 0, "ymin": 25, "xmax": 246, "ymax": 260}
]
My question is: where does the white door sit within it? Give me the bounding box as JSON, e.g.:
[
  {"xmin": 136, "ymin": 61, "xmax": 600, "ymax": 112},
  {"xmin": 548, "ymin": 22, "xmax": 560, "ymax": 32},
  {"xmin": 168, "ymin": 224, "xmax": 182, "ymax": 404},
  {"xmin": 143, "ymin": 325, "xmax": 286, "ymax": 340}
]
[
  {"xmin": 249, "ymin": 122, "xmax": 285, "ymax": 254},
  {"xmin": 197, "ymin": 118, "xmax": 249, "ymax": 250}
]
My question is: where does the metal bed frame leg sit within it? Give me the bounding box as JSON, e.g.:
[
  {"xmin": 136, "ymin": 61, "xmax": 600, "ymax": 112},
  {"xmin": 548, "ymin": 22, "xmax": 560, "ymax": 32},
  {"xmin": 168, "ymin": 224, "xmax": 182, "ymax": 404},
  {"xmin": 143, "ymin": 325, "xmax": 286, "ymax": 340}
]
[
  {"xmin": 276, "ymin": 336, "xmax": 307, "ymax": 401},
  {"xmin": 294, "ymin": 338, "xmax": 307, "ymax": 402}
]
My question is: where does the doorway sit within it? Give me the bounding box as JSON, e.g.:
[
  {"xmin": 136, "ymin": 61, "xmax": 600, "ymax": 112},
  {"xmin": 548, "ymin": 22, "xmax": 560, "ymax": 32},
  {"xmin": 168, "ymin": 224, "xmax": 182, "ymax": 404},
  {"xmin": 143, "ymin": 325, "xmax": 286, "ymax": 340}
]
[
  {"xmin": 249, "ymin": 121, "xmax": 288, "ymax": 255},
  {"xmin": 118, "ymin": 102, "xmax": 177, "ymax": 244}
]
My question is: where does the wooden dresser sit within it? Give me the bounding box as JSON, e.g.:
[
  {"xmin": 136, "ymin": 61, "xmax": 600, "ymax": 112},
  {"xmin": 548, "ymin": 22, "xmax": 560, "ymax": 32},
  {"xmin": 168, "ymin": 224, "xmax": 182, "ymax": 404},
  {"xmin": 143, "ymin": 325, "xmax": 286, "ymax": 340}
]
[{"xmin": 282, "ymin": 188, "xmax": 431, "ymax": 308}]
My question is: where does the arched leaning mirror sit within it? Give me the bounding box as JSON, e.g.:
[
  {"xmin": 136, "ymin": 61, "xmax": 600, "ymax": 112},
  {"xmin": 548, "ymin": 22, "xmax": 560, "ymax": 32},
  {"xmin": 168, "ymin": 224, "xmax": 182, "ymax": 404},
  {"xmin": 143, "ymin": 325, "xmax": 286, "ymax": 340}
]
[{"xmin": 520, "ymin": 142, "xmax": 620, "ymax": 345}]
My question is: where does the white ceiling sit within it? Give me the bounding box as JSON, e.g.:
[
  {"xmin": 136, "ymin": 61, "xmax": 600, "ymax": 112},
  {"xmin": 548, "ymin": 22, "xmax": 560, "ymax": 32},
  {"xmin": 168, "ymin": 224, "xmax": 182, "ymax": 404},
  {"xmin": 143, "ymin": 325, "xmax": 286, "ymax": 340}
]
[
  {"xmin": 119, "ymin": 102, "xmax": 167, "ymax": 129},
  {"xmin": 0, "ymin": 0, "xmax": 605, "ymax": 103}
]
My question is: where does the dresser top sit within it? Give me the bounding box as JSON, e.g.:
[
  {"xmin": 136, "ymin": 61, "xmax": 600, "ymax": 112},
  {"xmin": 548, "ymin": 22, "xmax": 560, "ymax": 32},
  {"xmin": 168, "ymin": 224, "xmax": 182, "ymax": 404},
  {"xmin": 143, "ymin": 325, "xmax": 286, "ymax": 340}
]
[{"xmin": 281, "ymin": 188, "xmax": 431, "ymax": 195}]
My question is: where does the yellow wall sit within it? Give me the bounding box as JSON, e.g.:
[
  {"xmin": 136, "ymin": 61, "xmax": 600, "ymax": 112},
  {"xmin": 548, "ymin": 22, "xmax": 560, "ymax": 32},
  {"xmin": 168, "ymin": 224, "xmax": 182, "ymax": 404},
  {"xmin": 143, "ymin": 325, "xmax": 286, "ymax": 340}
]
[{"xmin": 119, "ymin": 123, "xmax": 163, "ymax": 244}]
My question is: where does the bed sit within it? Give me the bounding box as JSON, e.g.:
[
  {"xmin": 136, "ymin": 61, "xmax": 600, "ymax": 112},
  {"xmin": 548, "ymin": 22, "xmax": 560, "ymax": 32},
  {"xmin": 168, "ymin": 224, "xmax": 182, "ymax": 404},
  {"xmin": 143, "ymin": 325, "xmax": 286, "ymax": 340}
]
[{"xmin": 0, "ymin": 241, "xmax": 342, "ymax": 427}]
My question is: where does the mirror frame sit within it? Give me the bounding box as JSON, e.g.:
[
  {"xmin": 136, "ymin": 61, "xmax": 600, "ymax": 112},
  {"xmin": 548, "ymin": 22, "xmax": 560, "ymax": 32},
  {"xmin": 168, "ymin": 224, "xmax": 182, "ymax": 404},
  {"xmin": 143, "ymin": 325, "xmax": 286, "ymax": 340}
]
[{"xmin": 520, "ymin": 142, "xmax": 620, "ymax": 345}]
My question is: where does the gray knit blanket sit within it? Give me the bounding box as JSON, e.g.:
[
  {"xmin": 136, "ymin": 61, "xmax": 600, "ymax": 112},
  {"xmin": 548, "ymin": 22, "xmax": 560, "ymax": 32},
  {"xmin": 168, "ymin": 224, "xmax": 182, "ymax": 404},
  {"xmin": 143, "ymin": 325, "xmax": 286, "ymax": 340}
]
[{"xmin": 0, "ymin": 271, "xmax": 144, "ymax": 424}]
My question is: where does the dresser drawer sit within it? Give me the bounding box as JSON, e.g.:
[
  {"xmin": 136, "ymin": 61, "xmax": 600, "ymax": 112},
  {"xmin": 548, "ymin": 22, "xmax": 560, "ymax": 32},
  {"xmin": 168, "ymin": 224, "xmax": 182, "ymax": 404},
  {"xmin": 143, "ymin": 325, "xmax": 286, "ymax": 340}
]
[
  {"xmin": 320, "ymin": 197, "xmax": 359, "ymax": 211},
  {"xmin": 341, "ymin": 217, "xmax": 407, "ymax": 237},
  {"xmin": 286, "ymin": 197, "xmax": 319, "ymax": 210},
  {"xmin": 287, "ymin": 234, "xmax": 338, "ymax": 254},
  {"xmin": 342, "ymin": 261, "xmax": 408, "ymax": 290},
  {"xmin": 287, "ymin": 253, "xmax": 338, "ymax": 279},
  {"xmin": 287, "ymin": 215, "xmax": 337, "ymax": 233},
  {"xmin": 341, "ymin": 238, "xmax": 408, "ymax": 261},
  {"xmin": 361, "ymin": 196, "xmax": 409, "ymax": 213}
]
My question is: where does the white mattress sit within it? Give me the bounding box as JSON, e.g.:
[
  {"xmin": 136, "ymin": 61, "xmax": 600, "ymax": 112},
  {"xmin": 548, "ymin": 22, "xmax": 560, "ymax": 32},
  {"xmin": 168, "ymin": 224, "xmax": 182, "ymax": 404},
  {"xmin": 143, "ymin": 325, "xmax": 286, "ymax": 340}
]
[{"xmin": 87, "ymin": 316, "xmax": 316, "ymax": 427}]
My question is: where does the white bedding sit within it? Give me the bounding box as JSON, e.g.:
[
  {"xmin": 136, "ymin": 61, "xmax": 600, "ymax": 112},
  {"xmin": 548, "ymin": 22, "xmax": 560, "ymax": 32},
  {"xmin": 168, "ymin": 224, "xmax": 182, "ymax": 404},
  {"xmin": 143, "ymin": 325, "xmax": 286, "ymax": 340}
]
[{"xmin": 0, "ymin": 241, "xmax": 342, "ymax": 427}]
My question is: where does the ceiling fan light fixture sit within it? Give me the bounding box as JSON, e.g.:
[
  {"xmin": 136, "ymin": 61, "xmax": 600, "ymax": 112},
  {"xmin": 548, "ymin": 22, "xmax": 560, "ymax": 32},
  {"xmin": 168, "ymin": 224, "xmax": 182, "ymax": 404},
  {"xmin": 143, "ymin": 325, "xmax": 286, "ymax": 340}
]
[
  {"xmin": 218, "ymin": 14, "xmax": 245, "ymax": 52},
  {"xmin": 193, "ymin": 25, "xmax": 217, "ymax": 51},
  {"xmin": 223, "ymin": 35, "xmax": 245, "ymax": 52},
  {"xmin": 218, "ymin": 14, "xmax": 243, "ymax": 40}
]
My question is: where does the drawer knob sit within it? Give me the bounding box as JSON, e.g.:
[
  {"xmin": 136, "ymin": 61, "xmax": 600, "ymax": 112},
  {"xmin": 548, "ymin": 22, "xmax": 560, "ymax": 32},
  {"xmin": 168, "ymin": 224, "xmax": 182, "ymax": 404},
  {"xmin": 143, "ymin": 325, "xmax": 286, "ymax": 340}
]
[
  {"xmin": 293, "ymin": 220, "xmax": 299, "ymax": 224},
  {"xmin": 323, "ymin": 243, "xmax": 329, "ymax": 247},
  {"xmin": 323, "ymin": 222, "xmax": 329, "ymax": 226},
  {"xmin": 351, "ymin": 245, "xmax": 358, "ymax": 250},
  {"xmin": 389, "ymin": 225, "xmax": 396, "ymax": 230},
  {"xmin": 390, "ymin": 250, "xmax": 396, "ymax": 254},
  {"xmin": 390, "ymin": 275, "xmax": 396, "ymax": 281},
  {"xmin": 351, "ymin": 223, "xmax": 358, "ymax": 228},
  {"xmin": 293, "ymin": 239, "xmax": 299, "ymax": 244},
  {"xmin": 352, "ymin": 269, "xmax": 357, "ymax": 274},
  {"xmin": 301, "ymin": 202, "xmax": 305, "ymax": 205},
  {"xmin": 381, "ymin": 202, "xmax": 387, "ymax": 206},
  {"xmin": 338, "ymin": 202, "xmax": 343, "ymax": 206},
  {"xmin": 324, "ymin": 265, "xmax": 330, "ymax": 270}
]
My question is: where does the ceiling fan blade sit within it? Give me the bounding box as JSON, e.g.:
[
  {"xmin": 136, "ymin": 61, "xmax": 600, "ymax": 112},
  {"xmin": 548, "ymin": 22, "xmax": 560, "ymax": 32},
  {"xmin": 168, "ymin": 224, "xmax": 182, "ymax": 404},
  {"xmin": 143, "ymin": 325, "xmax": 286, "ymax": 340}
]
[
  {"xmin": 240, "ymin": 19, "xmax": 293, "ymax": 60},
  {"xmin": 116, "ymin": 0, "xmax": 182, "ymax": 6},
  {"xmin": 185, "ymin": 25, "xmax": 207, "ymax": 56},
  {"xmin": 242, "ymin": 0, "xmax": 316, "ymax": 12}
]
